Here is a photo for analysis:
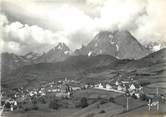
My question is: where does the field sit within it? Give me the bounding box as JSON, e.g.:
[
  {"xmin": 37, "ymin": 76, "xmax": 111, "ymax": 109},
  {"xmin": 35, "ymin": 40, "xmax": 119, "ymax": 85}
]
[
  {"xmin": 147, "ymin": 82, "xmax": 166, "ymax": 88},
  {"xmin": 1, "ymin": 109, "xmax": 80, "ymax": 117},
  {"xmin": 2, "ymin": 50, "xmax": 166, "ymax": 117},
  {"xmin": 71, "ymin": 102, "xmax": 123, "ymax": 117},
  {"xmin": 73, "ymin": 88, "xmax": 122, "ymax": 99},
  {"xmin": 114, "ymin": 103, "xmax": 166, "ymax": 117},
  {"xmin": 1, "ymin": 88, "xmax": 153, "ymax": 117},
  {"xmin": 114, "ymin": 112, "xmax": 166, "ymax": 117},
  {"xmin": 143, "ymin": 82, "xmax": 166, "ymax": 95}
]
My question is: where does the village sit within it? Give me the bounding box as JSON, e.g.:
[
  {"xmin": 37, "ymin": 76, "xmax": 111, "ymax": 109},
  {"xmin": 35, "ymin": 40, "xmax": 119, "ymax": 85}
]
[{"xmin": 1, "ymin": 76, "xmax": 166, "ymax": 113}]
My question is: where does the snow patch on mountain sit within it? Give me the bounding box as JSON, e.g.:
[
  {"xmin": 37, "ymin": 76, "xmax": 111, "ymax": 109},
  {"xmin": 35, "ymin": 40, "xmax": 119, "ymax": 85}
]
[
  {"xmin": 109, "ymin": 40, "xmax": 116, "ymax": 45},
  {"xmin": 88, "ymin": 51, "xmax": 92, "ymax": 56},
  {"xmin": 57, "ymin": 43, "xmax": 63, "ymax": 50},
  {"xmin": 152, "ymin": 44, "xmax": 161, "ymax": 52},
  {"xmin": 109, "ymin": 34, "xmax": 113, "ymax": 39},
  {"xmin": 64, "ymin": 51, "xmax": 70, "ymax": 55},
  {"xmin": 99, "ymin": 50, "xmax": 102, "ymax": 54},
  {"xmin": 116, "ymin": 44, "xmax": 119, "ymax": 51},
  {"xmin": 95, "ymin": 43, "xmax": 98, "ymax": 47}
]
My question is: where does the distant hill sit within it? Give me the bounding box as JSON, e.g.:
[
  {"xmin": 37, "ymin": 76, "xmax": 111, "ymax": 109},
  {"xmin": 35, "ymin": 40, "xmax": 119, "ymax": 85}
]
[{"xmin": 1, "ymin": 52, "xmax": 40, "ymax": 78}]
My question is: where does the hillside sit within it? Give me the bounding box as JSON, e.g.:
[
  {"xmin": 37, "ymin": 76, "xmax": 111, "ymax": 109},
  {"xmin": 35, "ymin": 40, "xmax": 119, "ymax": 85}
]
[
  {"xmin": 122, "ymin": 48, "xmax": 166, "ymax": 71},
  {"xmin": 1, "ymin": 52, "xmax": 38, "ymax": 78},
  {"xmin": 1, "ymin": 55, "xmax": 119, "ymax": 88},
  {"xmin": 2, "ymin": 48, "xmax": 166, "ymax": 89}
]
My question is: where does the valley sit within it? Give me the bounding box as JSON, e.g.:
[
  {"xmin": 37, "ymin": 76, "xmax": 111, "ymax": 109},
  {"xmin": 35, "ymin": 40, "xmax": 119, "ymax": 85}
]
[{"xmin": 1, "ymin": 31, "xmax": 166, "ymax": 117}]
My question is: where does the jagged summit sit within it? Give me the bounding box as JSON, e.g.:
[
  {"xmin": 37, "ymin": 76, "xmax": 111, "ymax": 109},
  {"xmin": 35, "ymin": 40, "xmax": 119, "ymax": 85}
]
[
  {"xmin": 55, "ymin": 42, "xmax": 70, "ymax": 51},
  {"xmin": 75, "ymin": 30, "xmax": 150, "ymax": 59},
  {"xmin": 35, "ymin": 42, "xmax": 71, "ymax": 63}
]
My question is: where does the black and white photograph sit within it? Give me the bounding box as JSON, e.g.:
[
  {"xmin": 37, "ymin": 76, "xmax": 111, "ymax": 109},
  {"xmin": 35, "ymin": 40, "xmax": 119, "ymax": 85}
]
[{"xmin": 0, "ymin": 0, "xmax": 166, "ymax": 117}]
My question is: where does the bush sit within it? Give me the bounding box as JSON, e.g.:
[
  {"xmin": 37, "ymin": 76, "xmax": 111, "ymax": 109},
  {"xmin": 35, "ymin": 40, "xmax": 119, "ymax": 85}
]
[
  {"xmin": 39, "ymin": 97, "xmax": 46, "ymax": 104},
  {"xmin": 140, "ymin": 94, "xmax": 148, "ymax": 101},
  {"xmin": 1, "ymin": 101, "xmax": 5, "ymax": 106},
  {"xmin": 109, "ymin": 97, "xmax": 114, "ymax": 102},
  {"xmin": 75, "ymin": 103, "xmax": 81, "ymax": 108},
  {"xmin": 100, "ymin": 99, "xmax": 107, "ymax": 104},
  {"xmin": 24, "ymin": 107, "xmax": 31, "ymax": 112},
  {"xmin": 80, "ymin": 97, "xmax": 88, "ymax": 108},
  {"xmin": 31, "ymin": 97, "xmax": 38, "ymax": 105},
  {"xmin": 99, "ymin": 110, "xmax": 106, "ymax": 114},
  {"xmin": 132, "ymin": 94, "xmax": 137, "ymax": 99},
  {"xmin": 5, "ymin": 102, "xmax": 11, "ymax": 108},
  {"xmin": 86, "ymin": 113, "xmax": 95, "ymax": 117},
  {"xmin": 140, "ymin": 81, "xmax": 150, "ymax": 86},
  {"xmin": 49, "ymin": 99, "xmax": 60, "ymax": 110},
  {"xmin": 32, "ymin": 105, "xmax": 39, "ymax": 110}
]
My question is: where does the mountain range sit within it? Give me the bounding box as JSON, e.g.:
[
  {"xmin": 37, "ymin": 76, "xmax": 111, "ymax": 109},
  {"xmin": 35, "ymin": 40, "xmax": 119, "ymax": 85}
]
[
  {"xmin": 2, "ymin": 48, "xmax": 166, "ymax": 88},
  {"xmin": 1, "ymin": 42, "xmax": 71, "ymax": 76},
  {"xmin": 1, "ymin": 30, "xmax": 150, "ymax": 72},
  {"xmin": 1, "ymin": 30, "xmax": 166, "ymax": 88}
]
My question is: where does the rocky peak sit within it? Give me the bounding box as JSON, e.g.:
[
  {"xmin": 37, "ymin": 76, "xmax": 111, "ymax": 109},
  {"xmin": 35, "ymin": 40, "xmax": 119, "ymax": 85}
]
[
  {"xmin": 55, "ymin": 42, "xmax": 70, "ymax": 51},
  {"xmin": 75, "ymin": 30, "xmax": 150, "ymax": 59}
]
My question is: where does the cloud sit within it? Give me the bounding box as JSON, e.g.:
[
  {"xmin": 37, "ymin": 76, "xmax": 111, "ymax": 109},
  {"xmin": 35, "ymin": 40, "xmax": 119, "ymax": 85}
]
[
  {"xmin": 0, "ymin": 13, "xmax": 9, "ymax": 53},
  {"xmin": 132, "ymin": 0, "xmax": 166, "ymax": 44},
  {"xmin": 1, "ymin": 0, "xmax": 166, "ymax": 54},
  {"xmin": 1, "ymin": 21, "xmax": 68, "ymax": 54}
]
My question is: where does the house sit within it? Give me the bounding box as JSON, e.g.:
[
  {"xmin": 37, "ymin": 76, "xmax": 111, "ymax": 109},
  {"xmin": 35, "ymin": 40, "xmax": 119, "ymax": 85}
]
[
  {"xmin": 122, "ymin": 85, "xmax": 127, "ymax": 92},
  {"xmin": 135, "ymin": 92, "xmax": 141, "ymax": 99},
  {"xmin": 98, "ymin": 83, "xmax": 104, "ymax": 89},
  {"xmin": 38, "ymin": 90, "xmax": 46, "ymax": 96},
  {"xmin": 106, "ymin": 84, "xmax": 112, "ymax": 89},
  {"xmin": 122, "ymin": 81, "xmax": 129, "ymax": 84},
  {"xmin": 84, "ymin": 84, "xmax": 89, "ymax": 89},
  {"xmin": 60, "ymin": 84, "xmax": 70, "ymax": 93},
  {"xmin": 72, "ymin": 87, "xmax": 81, "ymax": 91},
  {"xmin": 149, "ymin": 101, "xmax": 159, "ymax": 106},
  {"xmin": 56, "ymin": 92, "xmax": 71, "ymax": 98},
  {"xmin": 0, "ymin": 105, "xmax": 4, "ymax": 114},
  {"xmin": 115, "ymin": 81, "xmax": 119, "ymax": 86},
  {"xmin": 68, "ymin": 83, "xmax": 81, "ymax": 91},
  {"xmin": 148, "ymin": 96, "xmax": 159, "ymax": 107},
  {"xmin": 129, "ymin": 83, "xmax": 136, "ymax": 91},
  {"xmin": 117, "ymin": 85, "xmax": 123, "ymax": 91}
]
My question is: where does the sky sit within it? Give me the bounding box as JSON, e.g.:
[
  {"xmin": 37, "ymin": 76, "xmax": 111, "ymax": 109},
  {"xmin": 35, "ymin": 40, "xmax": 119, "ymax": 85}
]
[{"xmin": 0, "ymin": 0, "xmax": 166, "ymax": 55}]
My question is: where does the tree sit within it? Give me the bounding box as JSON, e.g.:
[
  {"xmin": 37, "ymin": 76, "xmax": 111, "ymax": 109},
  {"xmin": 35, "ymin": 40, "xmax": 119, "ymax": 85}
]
[
  {"xmin": 49, "ymin": 99, "xmax": 60, "ymax": 110},
  {"xmin": 140, "ymin": 94, "xmax": 148, "ymax": 101},
  {"xmin": 109, "ymin": 97, "xmax": 114, "ymax": 102},
  {"xmin": 80, "ymin": 97, "xmax": 88, "ymax": 108},
  {"xmin": 39, "ymin": 96, "xmax": 46, "ymax": 104}
]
